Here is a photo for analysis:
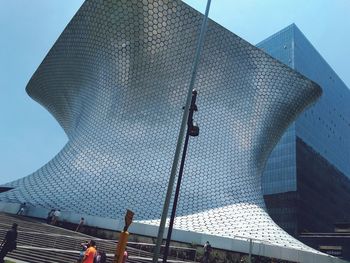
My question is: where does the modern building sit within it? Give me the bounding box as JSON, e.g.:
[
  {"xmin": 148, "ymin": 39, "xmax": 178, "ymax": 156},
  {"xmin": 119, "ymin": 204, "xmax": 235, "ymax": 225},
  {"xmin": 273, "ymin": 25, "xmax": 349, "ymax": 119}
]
[
  {"xmin": 258, "ymin": 25, "xmax": 350, "ymax": 261},
  {"xmin": 258, "ymin": 24, "xmax": 350, "ymax": 238},
  {"xmin": 0, "ymin": 1, "xmax": 347, "ymax": 263}
]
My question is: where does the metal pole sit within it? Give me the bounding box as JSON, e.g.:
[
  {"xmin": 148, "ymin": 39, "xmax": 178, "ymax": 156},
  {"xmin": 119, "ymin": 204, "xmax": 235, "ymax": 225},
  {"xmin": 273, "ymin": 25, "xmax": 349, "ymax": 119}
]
[
  {"xmin": 162, "ymin": 91, "xmax": 198, "ymax": 263},
  {"xmin": 248, "ymin": 238, "xmax": 252, "ymax": 263},
  {"xmin": 162, "ymin": 128, "xmax": 190, "ymax": 263},
  {"xmin": 152, "ymin": 1, "xmax": 211, "ymax": 263}
]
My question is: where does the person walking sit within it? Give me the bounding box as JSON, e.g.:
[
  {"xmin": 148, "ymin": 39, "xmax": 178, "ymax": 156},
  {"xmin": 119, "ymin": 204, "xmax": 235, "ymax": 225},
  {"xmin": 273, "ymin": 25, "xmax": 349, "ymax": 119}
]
[
  {"xmin": 122, "ymin": 247, "xmax": 128, "ymax": 263},
  {"xmin": 82, "ymin": 240, "xmax": 96, "ymax": 263},
  {"xmin": 77, "ymin": 240, "xmax": 89, "ymax": 263},
  {"xmin": 46, "ymin": 209, "xmax": 55, "ymax": 224},
  {"xmin": 0, "ymin": 223, "xmax": 18, "ymax": 263},
  {"xmin": 94, "ymin": 250, "xmax": 107, "ymax": 263},
  {"xmin": 203, "ymin": 241, "xmax": 212, "ymax": 263},
  {"xmin": 75, "ymin": 217, "xmax": 85, "ymax": 232},
  {"xmin": 52, "ymin": 209, "xmax": 61, "ymax": 226},
  {"xmin": 16, "ymin": 202, "xmax": 26, "ymax": 215}
]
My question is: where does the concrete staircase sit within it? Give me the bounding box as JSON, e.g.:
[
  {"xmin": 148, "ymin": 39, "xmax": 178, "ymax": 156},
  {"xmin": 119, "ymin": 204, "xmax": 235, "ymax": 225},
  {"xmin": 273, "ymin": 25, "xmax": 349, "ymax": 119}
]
[{"xmin": 0, "ymin": 213, "xmax": 193, "ymax": 263}]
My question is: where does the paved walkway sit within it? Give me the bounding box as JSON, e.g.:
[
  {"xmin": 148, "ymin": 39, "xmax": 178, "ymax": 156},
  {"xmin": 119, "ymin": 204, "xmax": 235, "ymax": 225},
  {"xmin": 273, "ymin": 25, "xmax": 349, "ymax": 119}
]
[{"xmin": 0, "ymin": 212, "xmax": 196, "ymax": 263}]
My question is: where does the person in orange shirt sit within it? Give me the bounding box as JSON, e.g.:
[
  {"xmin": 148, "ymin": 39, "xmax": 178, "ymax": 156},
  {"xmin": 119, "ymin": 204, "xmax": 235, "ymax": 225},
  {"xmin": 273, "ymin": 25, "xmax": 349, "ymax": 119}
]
[{"xmin": 82, "ymin": 240, "xmax": 96, "ymax": 263}]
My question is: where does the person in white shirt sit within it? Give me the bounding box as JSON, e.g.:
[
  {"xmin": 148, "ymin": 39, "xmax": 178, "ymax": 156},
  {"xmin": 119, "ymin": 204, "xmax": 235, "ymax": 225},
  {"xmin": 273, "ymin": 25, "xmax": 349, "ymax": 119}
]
[{"xmin": 52, "ymin": 209, "xmax": 61, "ymax": 226}]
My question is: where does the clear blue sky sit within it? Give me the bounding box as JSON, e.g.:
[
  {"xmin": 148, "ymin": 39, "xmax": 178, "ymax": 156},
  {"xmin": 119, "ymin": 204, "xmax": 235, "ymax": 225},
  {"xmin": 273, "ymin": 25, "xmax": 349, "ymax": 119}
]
[{"xmin": 0, "ymin": 0, "xmax": 349, "ymax": 185}]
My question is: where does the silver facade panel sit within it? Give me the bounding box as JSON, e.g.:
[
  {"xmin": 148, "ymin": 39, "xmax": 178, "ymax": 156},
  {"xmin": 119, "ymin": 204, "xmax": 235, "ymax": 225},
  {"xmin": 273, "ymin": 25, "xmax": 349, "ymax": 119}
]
[{"xmin": 0, "ymin": 0, "xmax": 326, "ymax": 258}]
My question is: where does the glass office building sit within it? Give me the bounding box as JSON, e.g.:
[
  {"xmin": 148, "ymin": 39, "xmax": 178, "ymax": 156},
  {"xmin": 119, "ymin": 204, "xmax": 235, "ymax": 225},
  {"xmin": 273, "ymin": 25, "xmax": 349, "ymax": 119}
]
[{"xmin": 258, "ymin": 24, "xmax": 350, "ymax": 236}]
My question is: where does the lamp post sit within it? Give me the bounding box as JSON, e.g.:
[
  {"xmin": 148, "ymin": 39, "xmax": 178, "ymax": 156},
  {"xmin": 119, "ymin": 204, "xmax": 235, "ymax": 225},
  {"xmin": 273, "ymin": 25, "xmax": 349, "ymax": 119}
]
[
  {"xmin": 152, "ymin": 1, "xmax": 211, "ymax": 262},
  {"xmin": 162, "ymin": 90, "xmax": 199, "ymax": 263}
]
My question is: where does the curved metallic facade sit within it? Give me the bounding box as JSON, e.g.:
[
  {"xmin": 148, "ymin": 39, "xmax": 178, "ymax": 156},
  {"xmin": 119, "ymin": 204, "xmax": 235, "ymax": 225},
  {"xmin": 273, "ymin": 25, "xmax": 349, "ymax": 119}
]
[{"xmin": 1, "ymin": 0, "xmax": 326, "ymax": 259}]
